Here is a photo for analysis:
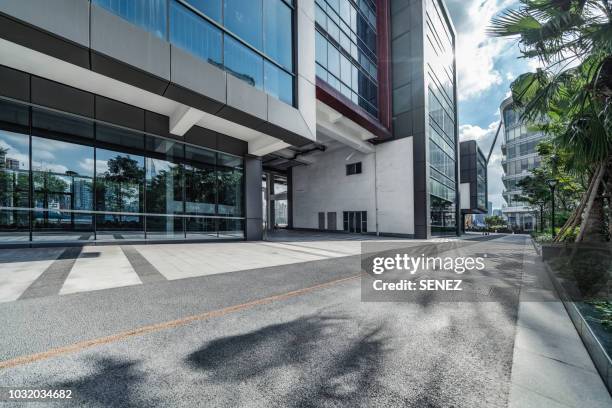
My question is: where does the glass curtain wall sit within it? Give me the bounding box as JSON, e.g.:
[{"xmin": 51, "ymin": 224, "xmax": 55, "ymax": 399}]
[
  {"xmin": 94, "ymin": 0, "xmax": 295, "ymax": 106},
  {"xmin": 0, "ymin": 100, "xmax": 244, "ymax": 244},
  {"xmin": 314, "ymin": 0, "xmax": 379, "ymax": 117},
  {"xmin": 501, "ymin": 103, "xmax": 546, "ymax": 210},
  {"xmin": 426, "ymin": 0, "xmax": 457, "ymax": 235}
]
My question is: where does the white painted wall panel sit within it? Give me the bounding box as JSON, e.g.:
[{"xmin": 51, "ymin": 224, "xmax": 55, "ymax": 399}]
[
  {"xmin": 375, "ymin": 137, "xmax": 415, "ymax": 235},
  {"xmin": 292, "ymin": 145, "xmax": 376, "ymax": 231}
]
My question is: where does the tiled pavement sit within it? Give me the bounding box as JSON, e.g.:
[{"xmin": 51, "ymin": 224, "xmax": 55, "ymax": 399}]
[
  {"xmin": 0, "ymin": 232, "xmax": 412, "ymax": 302},
  {"xmin": 0, "ymin": 231, "xmax": 491, "ymax": 303}
]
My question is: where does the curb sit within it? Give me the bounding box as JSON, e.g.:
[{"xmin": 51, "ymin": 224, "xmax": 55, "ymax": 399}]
[{"xmin": 542, "ymin": 259, "xmax": 612, "ymax": 395}]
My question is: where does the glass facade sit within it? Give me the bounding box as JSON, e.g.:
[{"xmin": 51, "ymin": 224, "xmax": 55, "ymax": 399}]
[
  {"xmin": 314, "ymin": 0, "xmax": 379, "ymax": 117},
  {"xmin": 94, "ymin": 0, "xmax": 295, "ymax": 106},
  {"xmin": 0, "ymin": 100, "xmax": 244, "ymax": 244},
  {"xmin": 426, "ymin": 0, "xmax": 457, "ymax": 235},
  {"xmin": 501, "ymin": 102, "xmax": 546, "ymax": 230},
  {"xmin": 476, "ymin": 150, "xmax": 487, "ymax": 210}
]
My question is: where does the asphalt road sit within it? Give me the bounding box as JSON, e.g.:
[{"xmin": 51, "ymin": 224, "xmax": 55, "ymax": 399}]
[{"xmin": 0, "ymin": 234, "xmax": 528, "ymax": 407}]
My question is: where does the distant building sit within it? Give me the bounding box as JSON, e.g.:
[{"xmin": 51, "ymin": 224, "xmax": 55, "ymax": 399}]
[
  {"xmin": 493, "ymin": 209, "xmax": 503, "ymax": 217},
  {"xmin": 500, "ymin": 97, "xmax": 546, "ymax": 231},
  {"xmin": 5, "ymin": 158, "xmax": 20, "ymax": 170},
  {"xmin": 487, "ymin": 201, "xmax": 493, "ymax": 215}
]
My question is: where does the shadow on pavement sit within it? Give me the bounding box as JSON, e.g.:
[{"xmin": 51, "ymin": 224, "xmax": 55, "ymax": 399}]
[
  {"xmin": 51, "ymin": 356, "xmax": 153, "ymax": 408},
  {"xmin": 186, "ymin": 314, "xmax": 396, "ymax": 406}
]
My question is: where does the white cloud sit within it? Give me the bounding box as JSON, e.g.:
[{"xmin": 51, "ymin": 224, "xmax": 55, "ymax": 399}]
[
  {"xmin": 450, "ymin": 0, "xmax": 517, "ymax": 101},
  {"xmin": 79, "ymin": 158, "xmax": 108, "ymax": 174},
  {"xmin": 506, "ymin": 72, "xmax": 515, "ymax": 80}
]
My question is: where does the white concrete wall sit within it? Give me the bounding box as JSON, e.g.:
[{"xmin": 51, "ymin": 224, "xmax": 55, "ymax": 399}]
[
  {"xmin": 375, "ymin": 137, "xmax": 415, "ymax": 235},
  {"xmin": 292, "ymin": 137, "xmax": 415, "ymax": 235},
  {"xmin": 292, "ymin": 144, "xmax": 376, "ymax": 230}
]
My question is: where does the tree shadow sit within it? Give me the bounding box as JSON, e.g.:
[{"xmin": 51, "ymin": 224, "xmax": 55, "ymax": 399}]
[
  {"xmin": 186, "ymin": 314, "xmax": 393, "ymax": 406},
  {"xmin": 50, "ymin": 356, "xmax": 154, "ymax": 408}
]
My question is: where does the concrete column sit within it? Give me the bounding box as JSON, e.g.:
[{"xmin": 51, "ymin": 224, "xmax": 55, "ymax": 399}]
[{"xmin": 244, "ymin": 156, "xmax": 263, "ymax": 240}]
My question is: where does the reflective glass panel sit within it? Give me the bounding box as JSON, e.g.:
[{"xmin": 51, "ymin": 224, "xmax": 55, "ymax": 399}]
[
  {"xmin": 170, "ymin": 1, "xmax": 223, "ymax": 65},
  {"xmin": 224, "ymin": 36, "xmax": 264, "ymax": 89},
  {"xmin": 0, "ymin": 128, "xmax": 30, "ymax": 242},
  {"xmin": 93, "ymin": 0, "xmax": 167, "ymax": 39},
  {"xmin": 217, "ymin": 153, "xmax": 243, "ymax": 216},
  {"xmin": 264, "ymin": 61, "xmax": 293, "ymax": 105},
  {"xmin": 184, "ymin": 0, "xmax": 222, "ymax": 22},
  {"xmin": 145, "ymin": 137, "xmax": 184, "ymax": 239},
  {"xmin": 31, "ymin": 136, "xmax": 94, "ymax": 241},
  {"xmin": 263, "ymin": 0, "xmax": 292, "ymax": 70},
  {"xmin": 95, "ymin": 148, "xmax": 145, "ymax": 241},
  {"xmin": 224, "ymin": 0, "xmax": 263, "ymax": 49}
]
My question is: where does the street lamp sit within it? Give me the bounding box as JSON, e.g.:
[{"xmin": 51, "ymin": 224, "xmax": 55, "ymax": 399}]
[{"xmin": 546, "ymin": 178, "xmax": 558, "ymax": 238}]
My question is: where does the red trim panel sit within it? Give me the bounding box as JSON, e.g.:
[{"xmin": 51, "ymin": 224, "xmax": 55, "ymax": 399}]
[{"xmin": 316, "ymin": 79, "xmax": 392, "ymax": 140}]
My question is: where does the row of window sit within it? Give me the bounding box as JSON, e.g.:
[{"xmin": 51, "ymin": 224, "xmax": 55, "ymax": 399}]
[
  {"xmin": 315, "ymin": 33, "xmax": 378, "ymax": 116},
  {"xmin": 505, "ymin": 156, "xmax": 541, "ymax": 176},
  {"xmin": 425, "ymin": 0, "xmax": 455, "ymax": 106},
  {"xmin": 93, "ymin": 0, "xmax": 294, "ymax": 105},
  {"xmin": 426, "ymin": 0, "xmax": 457, "ymax": 235},
  {"xmin": 506, "ymin": 139, "xmax": 541, "ymax": 159},
  {"xmin": 0, "ymin": 100, "xmax": 244, "ymax": 243},
  {"xmin": 315, "ymin": 0, "xmax": 378, "ymax": 77},
  {"xmin": 505, "ymin": 125, "xmax": 544, "ymax": 144}
]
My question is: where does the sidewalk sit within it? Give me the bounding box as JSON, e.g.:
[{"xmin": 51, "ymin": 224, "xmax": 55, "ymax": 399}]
[{"xmin": 507, "ymin": 242, "xmax": 611, "ymax": 407}]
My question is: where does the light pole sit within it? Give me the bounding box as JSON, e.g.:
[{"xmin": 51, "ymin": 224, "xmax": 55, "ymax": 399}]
[{"xmin": 547, "ymin": 179, "xmax": 558, "ymax": 238}]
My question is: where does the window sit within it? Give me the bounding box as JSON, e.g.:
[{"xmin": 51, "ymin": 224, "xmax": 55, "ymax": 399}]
[
  {"xmin": 145, "ymin": 137, "xmax": 184, "ymax": 239},
  {"xmin": 346, "ymin": 162, "xmax": 362, "ymax": 175},
  {"xmin": 0, "ymin": 100, "xmax": 246, "ymax": 243},
  {"xmin": 224, "ymin": 36, "xmax": 264, "ymax": 89},
  {"xmin": 342, "ymin": 211, "xmax": 367, "ymax": 233},
  {"xmin": 184, "ymin": 0, "xmax": 222, "ymax": 22},
  {"xmin": 264, "ymin": 61, "xmax": 293, "ymax": 105},
  {"xmin": 31, "ymin": 136, "xmax": 95, "ymax": 241},
  {"xmin": 217, "ymin": 153, "xmax": 243, "ymax": 217},
  {"xmin": 0, "ymin": 125, "xmax": 30, "ymax": 241},
  {"xmin": 170, "ymin": 1, "xmax": 222, "ymax": 65},
  {"xmin": 224, "ymin": 0, "xmax": 263, "ymax": 49},
  {"xmin": 93, "ymin": 0, "xmax": 167, "ymax": 39},
  {"xmin": 263, "ymin": 0, "xmax": 293, "ymax": 70},
  {"xmin": 314, "ymin": 0, "xmax": 379, "ymax": 117}
]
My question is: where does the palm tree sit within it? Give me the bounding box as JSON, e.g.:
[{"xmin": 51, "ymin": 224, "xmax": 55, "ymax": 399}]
[{"xmin": 489, "ymin": 0, "xmax": 612, "ymax": 242}]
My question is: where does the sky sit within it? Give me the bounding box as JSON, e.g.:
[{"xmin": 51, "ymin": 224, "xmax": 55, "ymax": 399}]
[{"xmin": 444, "ymin": 0, "xmax": 536, "ymax": 210}]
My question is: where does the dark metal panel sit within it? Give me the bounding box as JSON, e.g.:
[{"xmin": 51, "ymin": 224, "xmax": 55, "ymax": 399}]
[
  {"xmin": 244, "ymin": 156, "xmax": 263, "ymax": 241},
  {"xmin": 183, "ymin": 126, "xmax": 217, "ymax": 151},
  {"xmin": 31, "ymin": 76, "xmax": 94, "ymax": 117},
  {"xmin": 0, "ymin": 13, "xmax": 89, "ymax": 69},
  {"xmin": 91, "ymin": 51, "xmax": 170, "ymax": 96},
  {"xmin": 217, "ymin": 105, "xmax": 265, "ymax": 130},
  {"xmin": 163, "ymin": 83, "xmax": 225, "ymax": 115},
  {"xmin": 144, "ymin": 111, "xmax": 171, "ymax": 138},
  {"xmin": 0, "ymin": 65, "xmax": 30, "ymax": 101},
  {"xmin": 217, "ymin": 133, "xmax": 247, "ymax": 156},
  {"xmin": 95, "ymin": 95, "xmax": 144, "ymax": 131}
]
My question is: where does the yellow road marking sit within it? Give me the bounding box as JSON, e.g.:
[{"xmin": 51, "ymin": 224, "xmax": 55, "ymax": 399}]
[{"xmin": 0, "ymin": 274, "xmax": 361, "ymax": 370}]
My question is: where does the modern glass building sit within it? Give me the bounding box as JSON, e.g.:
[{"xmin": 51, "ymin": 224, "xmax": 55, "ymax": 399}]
[
  {"xmin": 426, "ymin": 0, "xmax": 458, "ymax": 235},
  {"xmin": 500, "ymin": 97, "xmax": 545, "ymax": 230},
  {"xmin": 0, "ymin": 99, "xmax": 243, "ymax": 243},
  {"xmin": 0, "ymin": 0, "xmax": 460, "ymax": 244}
]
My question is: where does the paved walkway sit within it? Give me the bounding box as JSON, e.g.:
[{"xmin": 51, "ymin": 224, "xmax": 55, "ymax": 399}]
[
  {"xmin": 0, "ymin": 232, "xmax": 412, "ymax": 302},
  {"xmin": 507, "ymin": 241, "xmax": 611, "ymax": 407}
]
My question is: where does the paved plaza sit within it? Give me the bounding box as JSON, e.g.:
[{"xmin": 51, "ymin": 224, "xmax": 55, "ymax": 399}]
[{"xmin": 0, "ymin": 233, "xmax": 609, "ymax": 407}]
